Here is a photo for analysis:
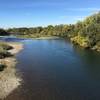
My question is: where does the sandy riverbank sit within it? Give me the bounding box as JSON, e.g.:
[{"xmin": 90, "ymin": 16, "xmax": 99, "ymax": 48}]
[
  {"xmin": 34, "ymin": 36, "xmax": 60, "ymax": 40},
  {"xmin": 0, "ymin": 43, "xmax": 23, "ymax": 99}
]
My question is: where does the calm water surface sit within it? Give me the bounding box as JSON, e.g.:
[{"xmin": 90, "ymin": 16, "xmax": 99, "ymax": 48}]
[{"xmin": 4, "ymin": 39, "xmax": 100, "ymax": 100}]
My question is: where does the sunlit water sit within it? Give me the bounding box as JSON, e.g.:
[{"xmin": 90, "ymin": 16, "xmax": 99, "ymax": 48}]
[{"xmin": 2, "ymin": 38, "xmax": 100, "ymax": 100}]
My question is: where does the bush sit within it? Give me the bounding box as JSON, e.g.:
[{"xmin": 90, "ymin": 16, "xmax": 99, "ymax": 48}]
[
  {"xmin": 0, "ymin": 42, "xmax": 13, "ymax": 50},
  {"xmin": 0, "ymin": 42, "xmax": 13, "ymax": 59},
  {"xmin": 0, "ymin": 64, "xmax": 6, "ymax": 71}
]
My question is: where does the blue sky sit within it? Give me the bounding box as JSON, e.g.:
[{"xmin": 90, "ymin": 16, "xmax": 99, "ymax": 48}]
[{"xmin": 0, "ymin": 0, "xmax": 100, "ymax": 28}]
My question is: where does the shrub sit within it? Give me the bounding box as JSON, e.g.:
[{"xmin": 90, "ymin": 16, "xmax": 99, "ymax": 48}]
[
  {"xmin": 0, "ymin": 64, "xmax": 6, "ymax": 71},
  {"xmin": 0, "ymin": 42, "xmax": 13, "ymax": 59},
  {"xmin": 0, "ymin": 42, "xmax": 13, "ymax": 50}
]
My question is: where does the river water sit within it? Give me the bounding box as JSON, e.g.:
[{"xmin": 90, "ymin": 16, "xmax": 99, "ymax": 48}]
[{"xmin": 3, "ymin": 38, "xmax": 100, "ymax": 100}]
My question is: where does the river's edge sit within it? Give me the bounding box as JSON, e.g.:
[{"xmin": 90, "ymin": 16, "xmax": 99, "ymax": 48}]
[
  {"xmin": 71, "ymin": 37, "xmax": 100, "ymax": 52},
  {"xmin": 16, "ymin": 36, "xmax": 60, "ymax": 40},
  {"xmin": 32, "ymin": 36, "xmax": 60, "ymax": 40},
  {"xmin": 0, "ymin": 43, "xmax": 23, "ymax": 99}
]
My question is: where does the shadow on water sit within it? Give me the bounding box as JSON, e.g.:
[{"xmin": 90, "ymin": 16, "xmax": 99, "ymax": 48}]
[
  {"xmin": 73, "ymin": 45, "xmax": 100, "ymax": 80},
  {"xmin": 0, "ymin": 36, "xmax": 25, "ymax": 42},
  {"xmin": 3, "ymin": 38, "xmax": 100, "ymax": 100}
]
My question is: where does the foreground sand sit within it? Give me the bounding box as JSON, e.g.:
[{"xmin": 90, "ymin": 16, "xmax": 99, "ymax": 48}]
[{"xmin": 0, "ymin": 43, "xmax": 23, "ymax": 99}]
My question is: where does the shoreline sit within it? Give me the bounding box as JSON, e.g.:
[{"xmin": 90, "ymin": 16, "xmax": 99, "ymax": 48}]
[
  {"xmin": 0, "ymin": 42, "xmax": 23, "ymax": 99},
  {"xmin": 16, "ymin": 36, "xmax": 60, "ymax": 40},
  {"xmin": 33, "ymin": 36, "xmax": 60, "ymax": 40}
]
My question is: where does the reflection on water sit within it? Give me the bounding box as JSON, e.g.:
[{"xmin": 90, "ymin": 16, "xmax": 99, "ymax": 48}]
[
  {"xmin": 4, "ymin": 39, "xmax": 100, "ymax": 100},
  {"xmin": 0, "ymin": 36, "xmax": 25, "ymax": 42}
]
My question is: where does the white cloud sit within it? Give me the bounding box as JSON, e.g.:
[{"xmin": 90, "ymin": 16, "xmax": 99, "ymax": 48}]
[
  {"xmin": 58, "ymin": 15, "xmax": 88, "ymax": 24},
  {"xmin": 59, "ymin": 15, "xmax": 86, "ymax": 20},
  {"xmin": 65, "ymin": 8, "xmax": 100, "ymax": 12}
]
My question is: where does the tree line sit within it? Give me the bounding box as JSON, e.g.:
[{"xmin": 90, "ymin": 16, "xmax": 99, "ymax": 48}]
[
  {"xmin": 0, "ymin": 12, "xmax": 100, "ymax": 51},
  {"xmin": 6, "ymin": 24, "xmax": 73, "ymax": 38}
]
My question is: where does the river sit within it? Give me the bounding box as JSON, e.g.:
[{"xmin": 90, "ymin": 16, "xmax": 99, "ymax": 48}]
[{"xmin": 3, "ymin": 38, "xmax": 100, "ymax": 100}]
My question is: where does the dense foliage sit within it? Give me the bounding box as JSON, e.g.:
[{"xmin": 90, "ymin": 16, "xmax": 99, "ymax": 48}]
[
  {"xmin": 71, "ymin": 12, "xmax": 100, "ymax": 51},
  {"xmin": 7, "ymin": 25, "xmax": 72, "ymax": 38}
]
